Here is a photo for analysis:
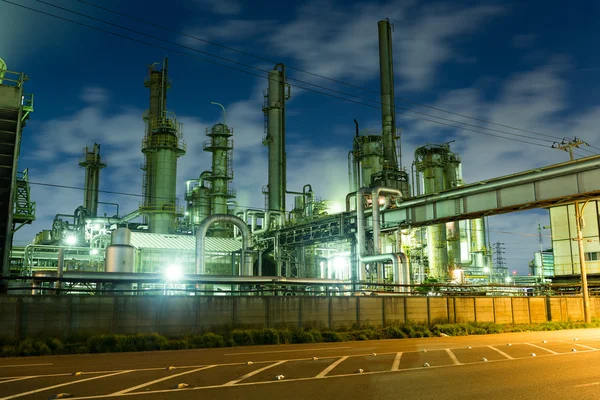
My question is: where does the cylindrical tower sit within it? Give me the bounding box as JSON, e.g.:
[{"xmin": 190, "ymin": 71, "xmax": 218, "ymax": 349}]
[
  {"xmin": 185, "ymin": 178, "xmax": 212, "ymax": 225},
  {"xmin": 262, "ymin": 65, "xmax": 289, "ymax": 213},
  {"xmin": 444, "ymin": 151, "xmax": 463, "ymax": 269},
  {"xmin": 141, "ymin": 58, "xmax": 186, "ymax": 233},
  {"xmin": 414, "ymin": 143, "xmax": 458, "ymax": 279},
  {"xmin": 354, "ymin": 135, "xmax": 384, "ymax": 187},
  {"xmin": 79, "ymin": 143, "xmax": 106, "ymax": 217},
  {"xmin": 204, "ymin": 123, "xmax": 235, "ymax": 234}
]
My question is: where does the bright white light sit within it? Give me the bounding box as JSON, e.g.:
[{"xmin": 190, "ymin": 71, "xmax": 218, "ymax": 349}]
[
  {"xmin": 93, "ymin": 224, "xmax": 101, "ymax": 231},
  {"xmin": 452, "ymin": 269, "xmax": 463, "ymax": 282},
  {"xmin": 328, "ymin": 202, "xmax": 343, "ymax": 214},
  {"xmin": 483, "ymin": 267, "xmax": 490, "ymax": 273},
  {"xmin": 331, "ymin": 257, "xmax": 346, "ymax": 271},
  {"xmin": 165, "ymin": 265, "xmax": 183, "ymax": 281},
  {"xmin": 65, "ymin": 235, "xmax": 77, "ymax": 245},
  {"xmin": 90, "ymin": 248, "xmax": 99, "ymax": 256},
  {"xmin": 505, "ymin": 277, "xmax": 512, "ymax": 283}
]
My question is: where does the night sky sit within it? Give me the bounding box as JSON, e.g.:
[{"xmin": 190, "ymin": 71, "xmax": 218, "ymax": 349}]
[{"xmin": 2, "ymin": 0, "xmax": 599, "ymax": 275}]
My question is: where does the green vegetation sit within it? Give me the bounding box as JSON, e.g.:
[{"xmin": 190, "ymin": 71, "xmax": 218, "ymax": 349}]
[{"xmin": 2, "ymin": 320, "xmax": 600, "ymax": 357}]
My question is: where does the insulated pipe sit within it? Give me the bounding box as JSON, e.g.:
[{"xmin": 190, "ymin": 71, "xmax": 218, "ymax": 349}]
[
  {"xmin": 31, "ymin": 271, "xmax": 347, "ymax": 285},
  {"xmin": 356, "ymin": 187, "xmax": 408, "ymax": 290},
  {"xmin": 371, "ymin": 187, "xmax": 402, "ymax": 254},
  {"xmin": 196, "ymin": 214, "xmax": 253, "ymax": 276},
  {"xmin": 348, "ymin": 151, "xmax": 354, "ymax": 193}
]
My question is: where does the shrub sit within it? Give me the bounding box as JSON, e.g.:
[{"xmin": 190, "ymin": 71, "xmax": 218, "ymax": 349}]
[
  {"xmin": 189, "ymin": 332, "xmax": 226, "ymax": 349},
  {"xmin": 230, "ymin": 330, "xmax": 254, "ymax": 346}
]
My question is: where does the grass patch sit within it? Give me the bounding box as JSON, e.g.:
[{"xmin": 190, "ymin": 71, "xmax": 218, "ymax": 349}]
[{"xmin": 2, "ymin": 319, "xmax": 599, "ymax": 357}]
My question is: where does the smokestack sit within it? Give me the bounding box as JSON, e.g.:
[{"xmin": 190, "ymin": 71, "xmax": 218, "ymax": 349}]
[
  {"xmin": 264, "ymin": 64, "xmax": 289, "ymax": 213},
  {"xmin": 378, "ymin": 19, "xmax": 398, "ymax": 171}
]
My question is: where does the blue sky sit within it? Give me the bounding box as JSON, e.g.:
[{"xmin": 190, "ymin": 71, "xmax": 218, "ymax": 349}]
[{"xmin": 2, "ymin": 0, "xmax": 600, "ymax": 275}]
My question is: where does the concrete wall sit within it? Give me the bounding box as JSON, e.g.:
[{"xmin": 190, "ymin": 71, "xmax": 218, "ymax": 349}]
[{"xmin": 0, "ymin": 295, "xmax": 596, "ymax": 341}]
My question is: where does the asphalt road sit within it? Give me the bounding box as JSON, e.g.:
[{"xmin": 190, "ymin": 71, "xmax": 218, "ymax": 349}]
[{"xmin": 2, "ymin": 328, "xmax": 600, "ymax": 399}]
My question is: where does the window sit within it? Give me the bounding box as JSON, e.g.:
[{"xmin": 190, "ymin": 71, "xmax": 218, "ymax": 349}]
[{"xmin": 584, "ymin": 252, "xmax": 600, "ymax": 261}]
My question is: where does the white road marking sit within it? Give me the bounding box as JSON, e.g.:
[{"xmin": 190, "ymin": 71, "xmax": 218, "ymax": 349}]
[
  {"xmin": 488, "ymin": 346, "xmax": 514, "ymax": 359},
  {"xmin": 223, "ymin": 360, "xmax": 287, "ymax": 386},
  {"xmin": 445, "ymin": 349, "xmax": 462, "ymax": 365},
  {"xmin": 225, "ymin": 346, "xmax": 352, "ymax": 356},
  {"xmin": 57, "ymin": 347, "xmax": 600, "ymax": 400},
  {"xmin": 316, "ymin": 356, "xmax": 348, "ymax": 378},
  {"xmin": 573, "ymin": 343, "xmax": 598, "ymax": 350},
  {"xmin": 391, "ymin": 352, "xmax": 402, "ymax": 371},
  {"xmin": 526, "ymin": 343, "xmax": 558, "ymax": 355},
  {"xmin": 575, "ymin": 381, "xmax": 600, "ymax": 388},
  {"xmin": 0, "ymin": 370, "xmax": 133, "ymax": 400},
  {"xmin": 0, "ymin": 377, "xmax": 34, "ymax": 385},
  {"xmin": 111, "ymin": 365, "xmax": 216, "ymax": 395},
  {"xmin": 0, "ymin": 363, "xmax": 52, "ymax": 368}
]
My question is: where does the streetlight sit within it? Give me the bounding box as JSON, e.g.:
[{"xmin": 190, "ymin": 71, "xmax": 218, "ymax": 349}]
[{"xmin": 210, "ymin": 102, "xmax": 226, "ymax": 125}]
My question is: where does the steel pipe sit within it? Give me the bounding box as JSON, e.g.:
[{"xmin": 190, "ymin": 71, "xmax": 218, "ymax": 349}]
[{"xmin": 196, "ymin": 214, "xmax": 253, "ymax": 276}]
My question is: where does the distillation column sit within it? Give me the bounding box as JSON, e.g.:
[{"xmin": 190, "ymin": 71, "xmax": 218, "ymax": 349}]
[
  {"xmin": 204, "ymin": 123, "xmax": 235, "ymax": 235},
  {"xmin": 141, "ymin": 58, "xmax": 186, "ymax": 233},
  {"xmin": 414, "ymin": 144, "xmax": 459, "ymax": 279},
  {"xmin": 79, "ymin": 143, "xmax": 106, "ymax": 217},
  {"xmin": 262, "ymin": 65, "xmax": 289, "ymax": 213}
]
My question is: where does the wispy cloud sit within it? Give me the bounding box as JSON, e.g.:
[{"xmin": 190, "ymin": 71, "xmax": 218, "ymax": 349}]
[
  {"xmin": 192, "ymin": 0, "xmax": 243, "ymax": 15},
  {"xmin": 264, "ymin": 1, "xmax": 503, "ymax": 89}
]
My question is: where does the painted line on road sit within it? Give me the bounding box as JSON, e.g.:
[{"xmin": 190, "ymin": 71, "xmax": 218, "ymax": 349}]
[
  {"xmin": 316, "ymin": 356, "xmax": 348, "ymax": 378},
  {"xmin": 0, "ymin": 370, "xmax": 133, "ymax": 400},
  {"xmin": 111, "ymin": 365, "xmax": 216, "ymax": 395},
  {"xmin": 225, "ymin": 346, "xmax": 352, "ymax": 356},
  {"xmin": 391, "ymin": 352, "xmax": 402, "ymax": 371},
  {"xmin": 526, "ymin": 343, "xmax": 558, "ymax": 355},
  {"xmin": 487, "ymin": 346, "xmax": 514, "ymax": 359},
  {"xmin": 61, "ymin": 348, "xmax": 600, "ymax": 400},
  {"xmin": 0, "ymin": 377, "xmax": 34, "ymax": 385},
  {"xmin": 223, "ymin": 360, "xmax": 287, "ymax": 386},
  {"xmin": 575, "ymin": 381, "xmax": 600, "ymax": 388},
  {"xmin": 445, "ymin": 349, "xmax": 461, "ymax": 365},
  {"xmin": 0, "ymin": 363, "xmax": 52, "ymax": 368},
  {"xmin": 572, "ymin": 343, "xmax": 598, "ymax": 351}
]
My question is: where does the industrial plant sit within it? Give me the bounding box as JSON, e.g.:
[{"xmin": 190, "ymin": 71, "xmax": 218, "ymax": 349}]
[{"xmin": 1, "ymin": 20, "xmax": 600, "ymax": 297}]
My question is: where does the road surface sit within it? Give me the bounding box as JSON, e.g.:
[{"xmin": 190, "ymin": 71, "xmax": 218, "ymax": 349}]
[{"xmin": 1, "ymin": 328, "xmax": 600, "ymax": 399}]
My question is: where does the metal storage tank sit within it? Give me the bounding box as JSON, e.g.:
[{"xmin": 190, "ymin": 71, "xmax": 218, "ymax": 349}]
[{"xmin": 105, "ymin": 228, "xmax": 134, "ymax": 274}]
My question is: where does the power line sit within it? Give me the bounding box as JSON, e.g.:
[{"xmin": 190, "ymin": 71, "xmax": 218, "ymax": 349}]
[
  {"xmin": 76, "ymin": 0, "xmax": 576, "ymax": 144},
  {"xmin": 28, "ymin": 0, "xmax": 569, "ymax": 148},
  {"xmin": 6, "ymin": 0, "xmax": 572, "ymax": 151}
]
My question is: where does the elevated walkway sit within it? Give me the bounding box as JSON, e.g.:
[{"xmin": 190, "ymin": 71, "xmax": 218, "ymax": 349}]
[{"xmin": 383, "ymin": 155, "xmax": 600, "ymax": 227}]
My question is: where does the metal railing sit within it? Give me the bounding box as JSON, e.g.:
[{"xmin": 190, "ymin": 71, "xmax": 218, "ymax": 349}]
[{"xmin": 0, "ymin": 68, "xmax": 28, "ymax": 88}]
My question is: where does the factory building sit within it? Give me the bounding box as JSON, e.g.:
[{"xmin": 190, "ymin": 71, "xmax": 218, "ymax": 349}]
[{"xmin": 1, "ymin": 20, "xmax": 598, "ymax": 296}]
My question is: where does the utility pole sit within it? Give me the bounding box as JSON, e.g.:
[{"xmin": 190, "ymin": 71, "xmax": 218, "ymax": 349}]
[
  {"xmin": 537, "ymin": 221, "xmax": 544, "ymax": 281},
  {"xmin": 552, "ymin": 137, "xmax": 592, "ymax": 323},
  {"xmin": 551, "ymin": 137, "xmax": 589, "ymax": 160}
]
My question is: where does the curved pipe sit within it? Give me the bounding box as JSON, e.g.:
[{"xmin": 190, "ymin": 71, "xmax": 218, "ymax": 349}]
[
  {"xmin": 196, "ymin": 214, "xmax": 253, "ymax": 276},
  {"xmin": 371, "ymin": 187, "xmax": 402, "ymax": 254}
]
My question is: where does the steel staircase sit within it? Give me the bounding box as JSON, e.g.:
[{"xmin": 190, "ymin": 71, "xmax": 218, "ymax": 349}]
[{"xmin": 0, "ymin": 66, "xmax": 34, "ymax": 285}]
